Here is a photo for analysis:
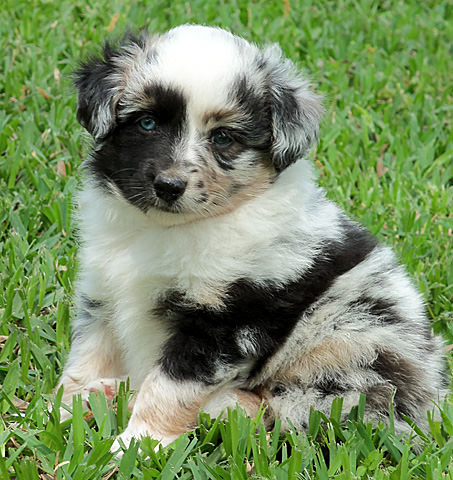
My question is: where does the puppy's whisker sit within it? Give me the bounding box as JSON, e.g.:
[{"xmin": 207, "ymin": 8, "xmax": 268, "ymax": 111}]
[{"xmin": 109, "ymin": 168, "xmax": 140, "ymax": 179}]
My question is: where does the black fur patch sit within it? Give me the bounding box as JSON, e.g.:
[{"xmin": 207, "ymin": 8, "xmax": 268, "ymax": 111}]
[
  {"xmin": 316, "ymin": 376, "xmax": 348, "ymax": 398},
  {"xmin": 157, "ymin": 221, "xmax": 377, "ymax": 384},
  {"xmin": 228, "ymin": 77, "xmax": 272, "ymax": 151},
  {"xmin": 271, "ymin": 383, "xmax": 287, "ymax": 396},
  {"xmin": 73, "ymin": 54, "xmax": 117, "ymax": 136},
  {"xmin": 371, "ymin": 349, "xmax": 430, "ymax": 417},
  {"xmin": 363, "ymin": 383, "xmax": 395, "ymax": 416},
  {"xmin": 74, "ymin": 33, "xmax": 157, "ymax": 138},
  {"xmin": 349, "ymin": 296, "xmax": 401, "ymax": 324},
  {"xmin": 212, "ymin": 150, "xmax": 236, "ymax": 171},
  {"xmin": 268, "ymin": 82, "xmax": 309, "ymax": 171},
  {"xmin": 85, "ymin": 84, "xmax": 187, "ymax": 211},
  {"xmin": 208, "ymin": 76, "xmax": 272, "ymax": 172},
  {"xmin": 80, "ymin": 296, "xmax": 104, "ymax": 310}
]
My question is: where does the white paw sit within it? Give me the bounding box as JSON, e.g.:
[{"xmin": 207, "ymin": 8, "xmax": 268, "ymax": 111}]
[
  {"xmin": 59, "ymin": 377, "xmax": 124, "ymax": 421},
  {"xmin": 84, "ymin": 377, "xmax": 122, "ymax": 401}
]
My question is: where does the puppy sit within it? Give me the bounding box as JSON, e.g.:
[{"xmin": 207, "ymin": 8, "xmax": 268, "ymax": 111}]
[{"xmin": 59, "ymin": 25, "xmax": 447, "ymax": 449}]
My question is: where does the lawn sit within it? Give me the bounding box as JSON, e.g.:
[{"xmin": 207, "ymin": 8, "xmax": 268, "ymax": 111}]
[{"xmin": 1, "ymin": 0, "xmax": 452, "ymax": 478}]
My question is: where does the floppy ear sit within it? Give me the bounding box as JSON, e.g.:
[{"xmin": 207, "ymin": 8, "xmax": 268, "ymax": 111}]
[
  {"xmin": 73, "ymin": 42, "xmax": 123, "ymax": 140},
  {"xmin": 263, "ymin": 45, "xmax": 324, "ymax": 171}
]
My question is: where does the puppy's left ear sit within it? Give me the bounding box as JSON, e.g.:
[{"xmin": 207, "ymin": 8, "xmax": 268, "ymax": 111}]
[
  {"xmin": 73, "ymin": 42, "xmax": 123, "ymax": 140},
  {"xmin": 263, "ymin": 46, "xmax": 324, "ymax": 171}
]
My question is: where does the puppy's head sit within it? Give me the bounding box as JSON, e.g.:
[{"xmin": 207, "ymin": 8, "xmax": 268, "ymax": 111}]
[{"xmin": 75, "ymin": 25, "xmax": 323, "ymax": 223}]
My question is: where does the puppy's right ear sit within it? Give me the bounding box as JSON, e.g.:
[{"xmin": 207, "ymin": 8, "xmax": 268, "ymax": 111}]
[
  {"xmin": 262, "ymin": 45, "xmax": 324, "ymax": 171},
  {"xmin": 73, "ymin": 43, "xmax": 121, "ymax": 140}
]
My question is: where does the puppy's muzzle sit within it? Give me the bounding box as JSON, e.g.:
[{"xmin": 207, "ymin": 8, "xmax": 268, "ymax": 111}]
[{"xmin": 153, "ymin": 175, "xmax": 187, "ymax": 204}]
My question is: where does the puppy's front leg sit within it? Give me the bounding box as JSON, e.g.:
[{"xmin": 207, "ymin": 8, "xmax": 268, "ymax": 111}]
[
  {"xmin": 57, "ymin": 298, "xmax": 125, "ymax": 420},
  {"xmin": 112, "ymin": 368, "xmax": 215, "ymax": 450}
]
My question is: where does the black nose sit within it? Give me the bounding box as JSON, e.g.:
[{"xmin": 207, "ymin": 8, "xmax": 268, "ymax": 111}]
[{"xmin": 153, "ymin": 175, "xmax": 187, "ymax": 203}]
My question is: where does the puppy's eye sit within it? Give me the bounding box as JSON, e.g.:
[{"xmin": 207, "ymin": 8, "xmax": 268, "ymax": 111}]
[
  {"xmin": 139, "ymin": 117, "xmax": 156, "ymax": 132},
  {"xmin": 211, "ymin": 131, "xmax": 233, "ymax": 147}
]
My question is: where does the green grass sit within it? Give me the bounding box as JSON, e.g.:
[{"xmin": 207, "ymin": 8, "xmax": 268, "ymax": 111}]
[{"xmin": 1, "ymin": 0, "xmax": 452, "ymax": 478}]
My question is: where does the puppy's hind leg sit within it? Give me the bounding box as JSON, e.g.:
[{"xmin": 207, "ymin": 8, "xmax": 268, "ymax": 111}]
[
  {"xmin": 263, "ymin": 352, "xmax": 442, "ymax": 435},
  {"xmin": 57, "ymin": 299, "xmax": 125, "ymax": 420},
  {"xmin": 263, "ymin": 382, "xmax": 364, "ymax": 432}
]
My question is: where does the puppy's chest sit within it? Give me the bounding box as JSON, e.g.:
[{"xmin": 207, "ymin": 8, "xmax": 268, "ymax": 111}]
[
  {"xmin": 83, "ymin": 210, "xmax": 304, "ymax": 336},
  {"xmin": 90, "ymin": 233, "xmax": 236, "ymax": 314}
]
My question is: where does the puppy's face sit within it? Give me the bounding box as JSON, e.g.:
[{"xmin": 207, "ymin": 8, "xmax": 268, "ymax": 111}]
[{"xmin": 75, "ymin": 26, "xmax": 323, "ymax": 224}]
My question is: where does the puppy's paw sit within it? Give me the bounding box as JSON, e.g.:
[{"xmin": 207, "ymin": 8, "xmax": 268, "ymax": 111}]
[
  {"xmin": 59, "ymin": 377, "xmax": 123, "ymax": 421},
  {"xmin": 84, "ymin": 377, "xmax": 122, "ymax": 402}
]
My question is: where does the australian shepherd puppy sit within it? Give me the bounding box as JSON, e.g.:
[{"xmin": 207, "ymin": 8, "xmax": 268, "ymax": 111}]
[{"xmin": 59, "ymin": 25, "xmax": 447, "ymax": 450}]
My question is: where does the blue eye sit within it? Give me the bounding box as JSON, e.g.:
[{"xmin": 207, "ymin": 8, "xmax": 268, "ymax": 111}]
[
  {"xmin": 211, "ymin": 131, "xmax": 233, "ymax": 147},
  {"xmin": 139, "ymin": 117, "xmax": 156, "ymax": 131}
]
